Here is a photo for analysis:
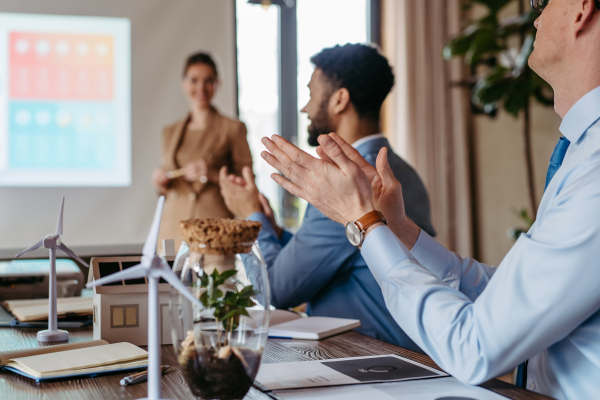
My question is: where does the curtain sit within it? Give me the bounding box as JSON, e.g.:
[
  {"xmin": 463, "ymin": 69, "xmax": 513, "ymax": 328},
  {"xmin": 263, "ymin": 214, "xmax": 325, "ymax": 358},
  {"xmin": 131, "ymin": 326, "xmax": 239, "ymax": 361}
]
[{"xmin": 381, "ymin": 0, "xmax": 474, "ymax": 256}]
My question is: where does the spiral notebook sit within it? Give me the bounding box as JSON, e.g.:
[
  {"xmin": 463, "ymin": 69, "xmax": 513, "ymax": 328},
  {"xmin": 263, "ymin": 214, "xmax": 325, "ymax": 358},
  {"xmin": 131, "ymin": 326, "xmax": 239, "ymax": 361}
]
[{"xmin": 0, "ymin": 340, "xmax": 147, "ymax": 382}]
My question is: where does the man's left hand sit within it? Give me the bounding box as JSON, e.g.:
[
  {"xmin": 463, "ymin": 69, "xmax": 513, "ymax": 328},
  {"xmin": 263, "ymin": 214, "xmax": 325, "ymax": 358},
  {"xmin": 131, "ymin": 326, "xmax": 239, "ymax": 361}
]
[{"xmin": 219, "ymin": 166, "xmax": 262, "ymax": 219}]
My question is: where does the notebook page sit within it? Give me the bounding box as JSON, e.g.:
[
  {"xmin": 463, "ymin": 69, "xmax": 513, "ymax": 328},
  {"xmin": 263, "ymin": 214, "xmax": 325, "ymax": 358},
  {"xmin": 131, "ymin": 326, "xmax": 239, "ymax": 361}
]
[
  {"xmin": 9, "ymin": 342, "xmax": 147, "ymax": 376},
  {"xmin": 0, "ymin": 340, "xmax": 107, "ymax": 366},
  {"xmin": 21, "ymin": 359, "xmax": 148, "ymax": 379}
]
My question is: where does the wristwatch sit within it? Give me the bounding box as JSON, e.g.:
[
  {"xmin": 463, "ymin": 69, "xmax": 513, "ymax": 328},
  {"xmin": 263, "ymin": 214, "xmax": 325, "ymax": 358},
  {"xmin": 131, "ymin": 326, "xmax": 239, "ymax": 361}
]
[{"xmin": 345, "ymin": 211, "xmax": 387, "ymax": 247}]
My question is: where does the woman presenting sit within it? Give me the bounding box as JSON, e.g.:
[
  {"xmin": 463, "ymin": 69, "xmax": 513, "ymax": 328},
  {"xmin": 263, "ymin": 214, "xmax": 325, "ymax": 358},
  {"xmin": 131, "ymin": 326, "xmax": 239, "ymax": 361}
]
[{"xmin": 153, "ymin": 52, "xmax": 252, "ymax": 249}]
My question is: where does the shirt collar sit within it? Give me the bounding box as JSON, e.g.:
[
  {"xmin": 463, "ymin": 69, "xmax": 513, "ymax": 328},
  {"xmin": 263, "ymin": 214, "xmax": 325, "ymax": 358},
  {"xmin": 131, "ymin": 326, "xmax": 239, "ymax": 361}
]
[
  {"xmin": 351, "ymin": 133, "xmax": 386, "ymax": 149},
  {"xmin": 560, "ymin": 85, "xmax": 600, "ymax": 143}
]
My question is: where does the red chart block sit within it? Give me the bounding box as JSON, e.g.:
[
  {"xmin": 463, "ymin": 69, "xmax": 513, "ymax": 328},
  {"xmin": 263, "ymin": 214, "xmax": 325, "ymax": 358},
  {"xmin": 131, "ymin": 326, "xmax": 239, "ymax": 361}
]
[{"xmin": 9, "ymin": 31, "xmax": 114, "ymax": 101}]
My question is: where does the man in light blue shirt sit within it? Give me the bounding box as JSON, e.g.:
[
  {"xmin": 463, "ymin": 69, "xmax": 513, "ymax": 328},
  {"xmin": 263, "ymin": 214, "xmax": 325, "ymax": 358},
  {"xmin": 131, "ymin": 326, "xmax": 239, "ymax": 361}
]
[
  {"xmin": 259, "ymin": 0, "xmax": 600, "ymax": 398},
  {"xmin": 219, "ymin": 44, "xmax": 434, "ymax": 350}
]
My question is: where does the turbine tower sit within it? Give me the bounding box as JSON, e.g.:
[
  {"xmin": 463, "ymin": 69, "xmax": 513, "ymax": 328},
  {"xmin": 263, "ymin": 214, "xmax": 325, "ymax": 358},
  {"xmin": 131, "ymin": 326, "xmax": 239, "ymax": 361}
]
[{"xmin": 87, "ymin": 196, "xmax": 203, "ymax": 400}]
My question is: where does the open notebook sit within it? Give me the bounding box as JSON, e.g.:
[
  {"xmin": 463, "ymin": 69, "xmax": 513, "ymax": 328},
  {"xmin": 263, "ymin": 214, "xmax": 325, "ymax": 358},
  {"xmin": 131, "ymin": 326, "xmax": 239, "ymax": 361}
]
[{"xmin": 0, "ymin": 340, "xmax": 147, "ymax": 382}]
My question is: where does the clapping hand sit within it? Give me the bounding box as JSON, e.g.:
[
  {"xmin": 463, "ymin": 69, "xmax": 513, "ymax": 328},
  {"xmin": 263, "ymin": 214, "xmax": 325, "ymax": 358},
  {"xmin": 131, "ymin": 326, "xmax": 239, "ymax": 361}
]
[
  {"xmin": 261, "ymin": 133, "xmax": 421, "ymax": 248},
  {"xmin": 219, "ymin": 166, "xmax": 263, "ymax": 219}
]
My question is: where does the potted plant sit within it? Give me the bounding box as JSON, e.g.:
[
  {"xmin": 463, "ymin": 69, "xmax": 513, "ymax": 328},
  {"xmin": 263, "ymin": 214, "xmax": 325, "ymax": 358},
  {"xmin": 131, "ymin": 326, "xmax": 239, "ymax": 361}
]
[
  {"xmin": 170, "ymin": 219, "xmax": 270, "ymax": 399},
  {"xmin": 443, "ymin": 0, "xmax": 554, "ymax": 220}
]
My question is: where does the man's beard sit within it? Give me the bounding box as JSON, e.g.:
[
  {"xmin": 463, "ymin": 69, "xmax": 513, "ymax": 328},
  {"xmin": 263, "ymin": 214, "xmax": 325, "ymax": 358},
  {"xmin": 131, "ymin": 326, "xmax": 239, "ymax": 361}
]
[{"xmin": 307, "ymin": 99, "xmax": 334, "ymax": 147}]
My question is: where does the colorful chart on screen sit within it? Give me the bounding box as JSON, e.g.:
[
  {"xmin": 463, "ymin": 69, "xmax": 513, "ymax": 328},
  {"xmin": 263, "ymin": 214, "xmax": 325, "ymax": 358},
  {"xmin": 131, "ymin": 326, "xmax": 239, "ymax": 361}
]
[{"xmin": 0, "ymin": 13, "xmax": 130, "ymax": 186}]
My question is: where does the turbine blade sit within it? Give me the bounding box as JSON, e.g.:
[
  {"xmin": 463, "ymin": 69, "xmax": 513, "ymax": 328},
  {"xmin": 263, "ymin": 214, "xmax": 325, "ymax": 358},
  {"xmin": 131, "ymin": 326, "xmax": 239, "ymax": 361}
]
[
  {"xmin": 142, "ymin": 196, "xmax": 165, "ymax": 257},
  {"xmin": 58, "ymin": 243, "xmax": 89, "ymax": 268},
  {"xmin": 15, "ymin": 240, "xmax": 44, "ymax": 258},
  {"xmin": 156, "ymin": 261, "xmax": 203, "ymax": 308},
  {"xmin": 56, "ymin": 197, "xmax": 65, "ymax": 236},
  {"xmin": 86, "ymin": 264, "xmax": 146, "ymax": 288}
]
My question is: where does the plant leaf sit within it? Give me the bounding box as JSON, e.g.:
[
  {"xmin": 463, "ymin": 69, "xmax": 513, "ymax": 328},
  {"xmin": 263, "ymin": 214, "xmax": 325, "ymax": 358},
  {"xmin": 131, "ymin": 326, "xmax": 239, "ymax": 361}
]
[{"xmin": 504, "ymin": 77, "xmax": 530, "ymax": 116}]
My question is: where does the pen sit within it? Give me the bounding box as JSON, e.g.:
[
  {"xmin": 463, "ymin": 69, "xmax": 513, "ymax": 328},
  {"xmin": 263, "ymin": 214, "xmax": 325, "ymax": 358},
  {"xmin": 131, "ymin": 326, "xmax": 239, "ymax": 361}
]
[{"xmin": 120, "ymin": 365, "xmax": 169, "ymax": 386}]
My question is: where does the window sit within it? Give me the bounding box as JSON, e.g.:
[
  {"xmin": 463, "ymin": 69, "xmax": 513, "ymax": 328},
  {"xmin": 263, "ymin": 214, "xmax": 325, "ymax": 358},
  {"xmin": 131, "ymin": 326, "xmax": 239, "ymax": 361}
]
[
  {"xmin": 236, "ymin": 0, "xmax": 373, "ymax": 229},
  {"xmin": 110, "ymin": 304, "xmax": 139, "ymax": 328},
  {"xmin": 235, "ymin": 0, "xmax": 281, "ymax": 218}
]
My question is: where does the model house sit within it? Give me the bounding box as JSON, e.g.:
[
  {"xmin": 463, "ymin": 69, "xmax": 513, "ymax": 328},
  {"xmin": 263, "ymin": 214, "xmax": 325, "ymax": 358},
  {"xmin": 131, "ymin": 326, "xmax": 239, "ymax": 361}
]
[{"xmin": 88, "ymin": 255, "xmax": 176, "ymax": 346}]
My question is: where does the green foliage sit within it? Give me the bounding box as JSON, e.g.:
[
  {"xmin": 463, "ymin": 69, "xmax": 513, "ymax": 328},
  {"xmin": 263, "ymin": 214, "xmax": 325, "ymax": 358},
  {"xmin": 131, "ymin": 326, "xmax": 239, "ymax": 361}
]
[
  {"xmin": 506, "ymin": 207, "xmax": 535, "ymax": 240},
  {"xmin": 444, "ymin": 0, "xmax": 553, "ymax": 117},
  {"xmin": 198, "ymin": 269, "xmax": 257, "ymax": 333}
]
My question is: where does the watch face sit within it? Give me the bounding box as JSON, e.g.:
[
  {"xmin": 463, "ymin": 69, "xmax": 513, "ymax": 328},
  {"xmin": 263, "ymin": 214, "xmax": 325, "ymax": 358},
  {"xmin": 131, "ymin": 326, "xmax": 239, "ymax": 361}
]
[{"xmin": 345, "ymin": 222, "xmax": 362, "ymax": 247}]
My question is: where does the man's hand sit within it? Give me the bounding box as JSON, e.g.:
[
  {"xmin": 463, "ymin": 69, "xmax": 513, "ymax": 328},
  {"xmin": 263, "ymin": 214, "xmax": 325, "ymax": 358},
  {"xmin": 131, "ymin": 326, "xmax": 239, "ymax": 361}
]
[
  {"xmin": 219, "ymin": 166, "xmax": 263, "ymax": 219},
  {"xmin": 258, "ymin": 193, "xmax": 284, "ymax": 238},
  {"xmin": 319, "ymin": 133, "xmax": 421, "ymax": 249},
  {"xmin": 261, "ymin": 134, "xmax": 374, "ymax": 225}
]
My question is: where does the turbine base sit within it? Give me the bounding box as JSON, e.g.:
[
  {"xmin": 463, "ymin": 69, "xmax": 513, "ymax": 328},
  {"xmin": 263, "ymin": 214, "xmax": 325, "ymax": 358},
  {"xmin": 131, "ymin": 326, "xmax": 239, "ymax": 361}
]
[
  {"xmin": 137, "ymin": 398, "xmax": 173, "ymax": 400},
  {"xmin": 37, "ymin": 329, "xmax": 69, "ymax": 342}
]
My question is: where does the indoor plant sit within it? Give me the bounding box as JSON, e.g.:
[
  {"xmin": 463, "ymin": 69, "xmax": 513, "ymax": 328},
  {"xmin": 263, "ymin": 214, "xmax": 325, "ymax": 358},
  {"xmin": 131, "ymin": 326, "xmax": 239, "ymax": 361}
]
[
  {"xmin": 443, "ymin": 0, "xmax": 554, "ymax": 219},
  {"xmin": 170, "ymin": 219, "xmax": 270, "ymax": 399}
]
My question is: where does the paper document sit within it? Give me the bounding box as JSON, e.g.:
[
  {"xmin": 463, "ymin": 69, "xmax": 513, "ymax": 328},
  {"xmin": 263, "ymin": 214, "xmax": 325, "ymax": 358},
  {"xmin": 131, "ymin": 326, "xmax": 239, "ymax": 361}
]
[
  {"xmin": 270, "ymin": 376, "xmax": 509, "ymax": 400},
  {"xmin": 256, "ymin": 354, "xmax": 447, "ymax": 391}
]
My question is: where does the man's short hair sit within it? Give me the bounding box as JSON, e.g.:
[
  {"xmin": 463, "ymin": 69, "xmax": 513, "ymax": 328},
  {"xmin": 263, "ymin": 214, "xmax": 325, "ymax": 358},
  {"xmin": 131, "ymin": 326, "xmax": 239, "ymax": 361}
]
[{"xmin": 310, "ymin": 43, "xmax": 395, "ymax": 122}]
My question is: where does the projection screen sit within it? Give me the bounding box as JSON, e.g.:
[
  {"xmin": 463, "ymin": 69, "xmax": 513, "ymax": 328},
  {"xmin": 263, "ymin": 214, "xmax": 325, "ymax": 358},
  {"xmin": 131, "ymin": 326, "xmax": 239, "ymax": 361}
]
[
  {"xmin": 0, "ymin": 0, "xmax": 238, "ymax": 256},
  {"xmin": 0, "ymin": 13, "xmax": 131, "ymax": 187}
]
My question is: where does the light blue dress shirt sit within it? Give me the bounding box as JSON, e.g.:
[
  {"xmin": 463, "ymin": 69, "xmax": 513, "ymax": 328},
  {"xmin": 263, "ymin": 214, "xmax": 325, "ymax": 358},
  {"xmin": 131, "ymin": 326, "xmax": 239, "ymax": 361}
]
[{"xmin": 360, "ymin": 86, "xmax": 600, "ymax": 400}]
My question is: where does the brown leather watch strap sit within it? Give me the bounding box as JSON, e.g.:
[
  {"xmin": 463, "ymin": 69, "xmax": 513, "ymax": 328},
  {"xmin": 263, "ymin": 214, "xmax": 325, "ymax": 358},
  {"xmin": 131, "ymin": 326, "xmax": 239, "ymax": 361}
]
[{"xmin": 355, "ymin": 211, "xmax": 387, "ymax": 232}]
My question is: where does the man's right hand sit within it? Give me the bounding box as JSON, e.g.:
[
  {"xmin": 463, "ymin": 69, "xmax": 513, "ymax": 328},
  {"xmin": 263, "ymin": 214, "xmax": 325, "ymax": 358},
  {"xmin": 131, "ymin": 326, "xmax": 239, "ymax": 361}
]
[
  {"xmin": 316, "ymin": 133, "xmax": 421, "ymax": 249},
  {"xmin": 152, "ymin": 168, "xmax": 169, "ymax": 191}
]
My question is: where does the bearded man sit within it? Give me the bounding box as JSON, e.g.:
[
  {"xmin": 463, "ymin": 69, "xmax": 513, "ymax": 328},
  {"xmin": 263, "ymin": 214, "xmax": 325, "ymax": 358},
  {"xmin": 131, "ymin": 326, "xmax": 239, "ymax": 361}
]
[{"xmin": 219, "ymin": 43, "xmax": 434, "ymax": 350}]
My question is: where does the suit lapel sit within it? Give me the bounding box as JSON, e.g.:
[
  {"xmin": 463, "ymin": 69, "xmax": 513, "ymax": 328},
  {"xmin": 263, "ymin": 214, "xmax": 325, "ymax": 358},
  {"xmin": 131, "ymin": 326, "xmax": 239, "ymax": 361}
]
[{"xmin": 167, "ymin": 115, "xmax": 191, "ymax": 170}]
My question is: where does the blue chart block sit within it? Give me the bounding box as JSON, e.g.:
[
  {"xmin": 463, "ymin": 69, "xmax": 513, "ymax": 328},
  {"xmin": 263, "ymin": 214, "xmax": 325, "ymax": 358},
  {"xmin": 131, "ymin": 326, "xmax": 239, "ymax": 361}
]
[{"xmin": 8, "ymin": 101, "xmax": 116, "ymax": 170}]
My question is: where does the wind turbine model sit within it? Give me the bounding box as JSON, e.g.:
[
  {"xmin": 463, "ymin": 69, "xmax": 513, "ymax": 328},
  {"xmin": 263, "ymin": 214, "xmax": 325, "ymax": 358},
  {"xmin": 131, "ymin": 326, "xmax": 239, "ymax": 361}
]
[
  {"xmin": 16, "ymin": 197, "xmax": 89, "ymax": 343},
  {"xmin": 87, "ymin": 196, "xmax": 203, "ymax": 400}
]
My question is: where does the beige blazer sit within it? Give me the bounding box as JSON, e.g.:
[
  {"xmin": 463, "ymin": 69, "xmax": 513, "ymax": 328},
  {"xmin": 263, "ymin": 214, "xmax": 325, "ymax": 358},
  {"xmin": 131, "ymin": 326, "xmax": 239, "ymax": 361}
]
[{"xmin": 157, "ymin": 108, "xmax": 253, "ymax": 250}]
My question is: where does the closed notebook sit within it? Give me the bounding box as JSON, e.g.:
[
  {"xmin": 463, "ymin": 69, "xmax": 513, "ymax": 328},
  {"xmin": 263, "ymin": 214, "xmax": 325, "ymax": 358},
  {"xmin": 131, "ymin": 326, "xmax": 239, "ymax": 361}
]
[
  {"xmin": 0, "ymin": 340, "xmax": 147, "ymax": 381},
  {"xmin": 2, "ymin": 297, "xmax": 92, "ymax": 322},
  {"xmin": 268, "ymin": 316, "xmax": 361, "ymax": 340}
]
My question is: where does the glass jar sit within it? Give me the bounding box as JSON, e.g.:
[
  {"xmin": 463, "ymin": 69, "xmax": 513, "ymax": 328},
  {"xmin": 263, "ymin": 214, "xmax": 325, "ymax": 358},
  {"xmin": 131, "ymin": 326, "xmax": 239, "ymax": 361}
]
[{"xmin": 169, "ymin": 241, "xmax": 271, "ymax": 399}]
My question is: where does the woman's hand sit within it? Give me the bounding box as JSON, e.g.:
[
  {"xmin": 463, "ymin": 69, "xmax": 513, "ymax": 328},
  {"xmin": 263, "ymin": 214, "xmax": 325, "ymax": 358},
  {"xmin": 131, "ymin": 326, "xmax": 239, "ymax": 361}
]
[
  {"xmin": 183, "ymin": 159, "xmax": 209, "ymax": 183},
  {"xmin": 261, "ymin": 134, "xmax": 375, "ymax": 225},
  {"xmin": 152, "ymin": 168, "xmax": 169, "ymax": 191}
]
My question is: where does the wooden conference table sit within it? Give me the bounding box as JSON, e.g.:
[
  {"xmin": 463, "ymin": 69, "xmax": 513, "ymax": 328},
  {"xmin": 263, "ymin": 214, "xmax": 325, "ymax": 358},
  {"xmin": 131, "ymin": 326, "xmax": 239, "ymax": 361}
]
[{"xmin": 0, "ymin": 326, "xmax": 554, "ymax": 400}]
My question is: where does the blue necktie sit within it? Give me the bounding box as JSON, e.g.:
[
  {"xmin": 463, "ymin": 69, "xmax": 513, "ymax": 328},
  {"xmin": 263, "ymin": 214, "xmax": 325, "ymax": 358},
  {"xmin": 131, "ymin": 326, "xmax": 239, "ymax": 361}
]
[
  {"xmin": 544, "ymin": 136, "xmax": 571, "ymax": 190},
  {"xmin": 515, "ymin": 136, "xmax": 571, "ymax": 389}
]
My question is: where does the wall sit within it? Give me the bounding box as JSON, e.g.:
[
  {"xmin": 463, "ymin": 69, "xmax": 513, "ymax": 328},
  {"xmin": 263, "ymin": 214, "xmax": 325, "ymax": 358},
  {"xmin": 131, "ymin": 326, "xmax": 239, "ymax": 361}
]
[
  {"xmin": 0, "ymin": 0, "xmax": 237, "ymax": 253},
  {"xmin": 472, "ymin": 2, "xmax": 562, "ymax": 266},
  {"xmin": 381, "ymin": 0, "xmax": 562, "ymax": 265}
]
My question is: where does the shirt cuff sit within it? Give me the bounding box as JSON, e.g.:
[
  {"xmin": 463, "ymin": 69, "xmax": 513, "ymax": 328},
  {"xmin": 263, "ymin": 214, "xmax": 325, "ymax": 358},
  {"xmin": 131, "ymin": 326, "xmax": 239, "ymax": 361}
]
[
  {"xmin": 360, "ymin": 225, "xmax": 415, "ymax": 285},
  {"xmin": 410, "ymin": 230, "xmax": 455, "ymax": 280},
  {"xmin": 247, "ymin": 212, "xmax": 278, "ymax": 238}
]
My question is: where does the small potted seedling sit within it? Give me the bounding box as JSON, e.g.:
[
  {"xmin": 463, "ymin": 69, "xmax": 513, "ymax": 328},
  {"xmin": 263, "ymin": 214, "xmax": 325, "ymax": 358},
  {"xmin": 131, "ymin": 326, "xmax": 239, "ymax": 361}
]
[{"xmin": 170, "ymin": 218, "xmax": 271, "ymax": 400}]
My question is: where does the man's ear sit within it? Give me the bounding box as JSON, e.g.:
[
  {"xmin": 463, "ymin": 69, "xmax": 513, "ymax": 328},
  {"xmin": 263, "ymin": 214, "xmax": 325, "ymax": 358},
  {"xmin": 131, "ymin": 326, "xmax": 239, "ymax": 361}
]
[
  {"xmin": 574, "ymin": 0, "xmax": 596, "ymax": 37},
  {"xmin": 330, "ymin": 88, "xmax": 351, "ymax": 115}
]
